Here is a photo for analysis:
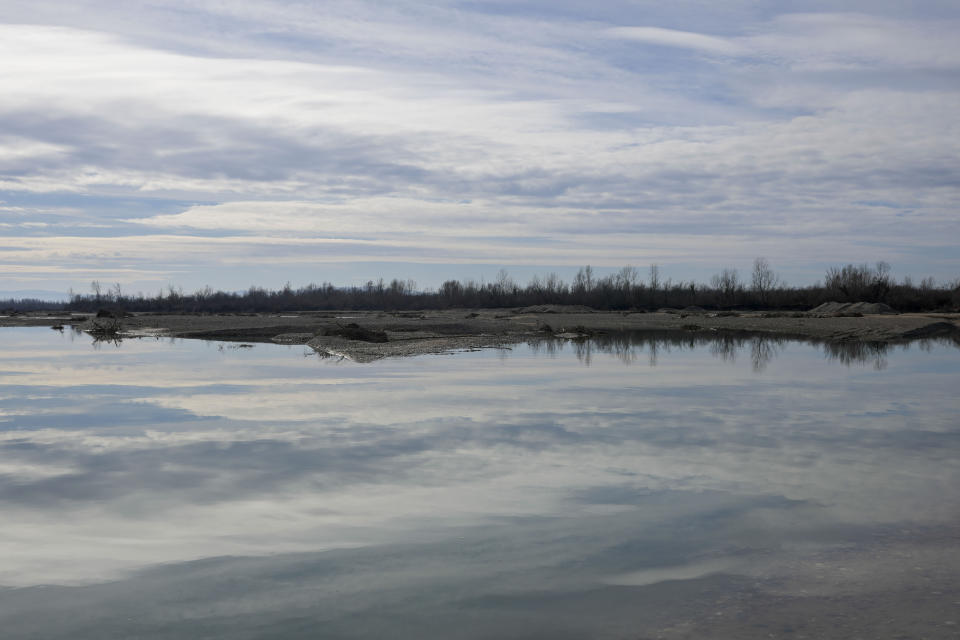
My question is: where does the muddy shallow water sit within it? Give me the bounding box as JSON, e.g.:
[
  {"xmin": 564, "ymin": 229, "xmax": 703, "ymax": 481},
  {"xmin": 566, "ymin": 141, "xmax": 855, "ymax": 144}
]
[{"xmin": 0, "ymin": 328, "xmax": 958, "ymax": 639}]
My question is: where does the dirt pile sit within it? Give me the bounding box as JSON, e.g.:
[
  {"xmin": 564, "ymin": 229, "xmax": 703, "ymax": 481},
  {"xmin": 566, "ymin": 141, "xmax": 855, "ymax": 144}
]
[
  {"xmin": 517, "ymin": 305, "xmax": 595, "ymax": 314},
  {"xmin": 95, "ymin": 308, "xmax": 131, "ymax": 318},
  {"xmin": 321, "ymin": 323, "xmax": 388, "ymax": 343},
  {"xmin": 810, "ymin": 302, "xmax": 898, "ymax": 315}
]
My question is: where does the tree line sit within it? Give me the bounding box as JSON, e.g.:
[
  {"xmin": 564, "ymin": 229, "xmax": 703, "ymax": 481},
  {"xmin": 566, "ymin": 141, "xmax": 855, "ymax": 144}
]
[{"xmin": 3, "ymin": 259, "xmax": 958, "ymax": 313}]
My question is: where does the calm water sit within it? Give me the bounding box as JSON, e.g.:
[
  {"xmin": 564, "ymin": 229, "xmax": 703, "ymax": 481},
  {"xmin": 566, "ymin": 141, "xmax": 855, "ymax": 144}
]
[{"xmin": 0, "ymin": 328, "xmax": 958, "ymax": 639}]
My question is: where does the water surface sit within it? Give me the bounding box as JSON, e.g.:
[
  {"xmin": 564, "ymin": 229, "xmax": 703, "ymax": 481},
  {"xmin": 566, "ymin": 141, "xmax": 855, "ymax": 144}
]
[{"xmin": 0, "ymin": 328, "xmax": 958, "ymax": 638}]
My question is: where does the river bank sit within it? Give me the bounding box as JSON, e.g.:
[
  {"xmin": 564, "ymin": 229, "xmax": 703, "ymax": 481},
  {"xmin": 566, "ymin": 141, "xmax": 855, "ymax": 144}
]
[{"xmin": 3, "ymin": 307, "xmax": 959, "ymax": 362}]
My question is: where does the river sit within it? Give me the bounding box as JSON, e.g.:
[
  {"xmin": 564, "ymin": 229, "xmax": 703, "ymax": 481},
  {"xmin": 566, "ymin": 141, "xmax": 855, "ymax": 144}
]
[{"xmin": 0, "ymin": 328, "xmax": 957, "ymax": 638}]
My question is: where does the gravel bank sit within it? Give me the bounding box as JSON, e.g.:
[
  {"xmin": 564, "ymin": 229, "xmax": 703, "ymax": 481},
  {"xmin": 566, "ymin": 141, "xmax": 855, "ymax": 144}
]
[{"xmin": 2, "ymin": 308, "xmax": 958, "ymax": 362}]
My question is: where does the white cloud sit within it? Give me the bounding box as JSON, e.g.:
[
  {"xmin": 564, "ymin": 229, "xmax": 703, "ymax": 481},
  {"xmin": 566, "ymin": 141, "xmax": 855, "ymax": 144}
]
[
  {"xmin": 0, "ymin": 136, "xmax": 70, "ymax": 164},
  {"xmin": 749, "ymin": 13, "xmax": 960, "ymax": 71},
  {"xmin": 0, "ymin": 3, "xmax": 959, "ymax": 289},
  {"xmin": 607, "ymin": 26, "xmax": 747, "ymax": 56}
]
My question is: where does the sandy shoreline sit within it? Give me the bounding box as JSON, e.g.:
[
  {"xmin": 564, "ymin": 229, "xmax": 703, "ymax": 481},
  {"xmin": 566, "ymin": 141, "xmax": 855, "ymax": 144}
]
[{"xmin": 3, "ymin": 307, "xmax": 959, "ymax": 362}]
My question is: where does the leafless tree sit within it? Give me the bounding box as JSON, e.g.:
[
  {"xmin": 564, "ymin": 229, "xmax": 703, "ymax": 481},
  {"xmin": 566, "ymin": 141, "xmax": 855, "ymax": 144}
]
[
  {"xmin": 824, "ymin": 262, "xmax": 891, "ymax": 302},
  {"xmin": 573, "ymin": 265, "xmax": 594, "ymax": 293},
  {"xmin": 648, "ymin": 264, "xmax": 660, "ymax": 292},
  {"xmin": 496, "ymin": 269, "xmax": 515, "ymax": 295},
  {"xmin": 751, "ymin": 257, "xmax": 780, "ymax": 306},
  {"xmin": 711, "ymin": 268, "xmax": 741, "ymax": 307},
  {"xmin": 616, "ymin": 265, "xmax": 639, "ymax": 289}
]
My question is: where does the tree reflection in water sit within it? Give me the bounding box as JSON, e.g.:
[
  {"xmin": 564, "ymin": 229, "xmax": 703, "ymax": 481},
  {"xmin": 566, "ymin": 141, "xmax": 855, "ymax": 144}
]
[{"xmin": 527, "ymin": 330, "xmax": 958, "ymax": 371}]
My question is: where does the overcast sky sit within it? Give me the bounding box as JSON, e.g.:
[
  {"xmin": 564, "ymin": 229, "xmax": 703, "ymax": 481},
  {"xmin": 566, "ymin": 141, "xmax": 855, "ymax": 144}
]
[{"xmin": 2, "ymin": 0, "xmax": 958, "ymax": 295}]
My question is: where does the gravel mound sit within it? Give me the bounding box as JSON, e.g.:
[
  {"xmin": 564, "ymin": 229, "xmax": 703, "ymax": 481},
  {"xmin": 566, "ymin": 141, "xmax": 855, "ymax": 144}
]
[
  {"xmin": 810, "ymin": 302, "xmax": 898, "ymax": 315},
  {"xmin": 517, "ymin": 305, "xmax": 595, "ymax": 314}
]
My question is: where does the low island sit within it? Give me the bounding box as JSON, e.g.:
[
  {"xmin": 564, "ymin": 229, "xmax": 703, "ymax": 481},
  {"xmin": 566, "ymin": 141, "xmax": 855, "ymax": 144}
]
[{"xmin": 2, "ymin": 304, "xmax": 958, "ymax": 363}]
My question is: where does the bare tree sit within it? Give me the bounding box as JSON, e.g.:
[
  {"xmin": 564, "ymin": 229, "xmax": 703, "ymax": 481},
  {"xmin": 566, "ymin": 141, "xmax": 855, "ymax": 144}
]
[
  {"xmin": 617, "ymin": 265, "xmax": 639, "ymax": 289},
  {"xmin": 824, "ymin": 262, "xmax": 892, "ymax": 302},
  {"xmin": 751, "ymin": 257, "xmax": 780, "ymax": 306},
  {"xmin": 573, "ymin": 265, "xmax": 594, "ymax": 293},
  {"xmin": 496, "ymin": 269, "xmax": 514, "ymax": 295},
  {"xmin": 648, "ymin": 264, "xmax": 660, "ymax": 292},
  {"xmin": 711, "ymin": 268, "xmax": 741, "ymax": 307}
]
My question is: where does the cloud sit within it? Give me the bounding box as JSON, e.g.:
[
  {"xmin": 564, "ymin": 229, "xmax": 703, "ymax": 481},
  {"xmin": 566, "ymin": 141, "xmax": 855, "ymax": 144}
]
[
  {"xmin": 1, "ymin": 3, "xmax": 959, "ymax": 290},
  {"xmin": 748, "ymin": 13, "xmax": 960, "ymax": 72},
  {"xmin": 607, "ymin": 26, "xmax": 747, "ymax": 56}
]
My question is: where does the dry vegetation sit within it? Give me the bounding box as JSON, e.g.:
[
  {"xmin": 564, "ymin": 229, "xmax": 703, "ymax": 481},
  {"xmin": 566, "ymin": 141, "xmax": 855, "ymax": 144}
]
[{"xmin": 4, "ymin": 260, "xmax": 956, "ymax": 315}]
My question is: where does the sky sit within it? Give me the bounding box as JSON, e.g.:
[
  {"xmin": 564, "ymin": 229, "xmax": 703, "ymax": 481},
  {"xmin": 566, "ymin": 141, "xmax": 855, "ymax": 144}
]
[{"xmin": 1, "ymin": 0, "xmax": 958, "ymax": 297}]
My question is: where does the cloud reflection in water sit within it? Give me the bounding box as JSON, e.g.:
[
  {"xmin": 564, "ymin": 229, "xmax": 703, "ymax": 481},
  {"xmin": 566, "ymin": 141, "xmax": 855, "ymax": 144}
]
[{"xmin": 0, "ymin": 327, "xmax": 958, "ymax": 638}]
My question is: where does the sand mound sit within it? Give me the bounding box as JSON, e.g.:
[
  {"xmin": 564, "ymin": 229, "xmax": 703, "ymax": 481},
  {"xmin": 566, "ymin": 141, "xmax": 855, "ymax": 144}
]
[
  {"xmin": 322, "ymin": 323, "xmax": 388, "ymax": 343},
  {"xmin": 517, "ymin": 305, "xmax": 595, "ymax": 314},
  {"xmin": 810, "ymin": 302, "xmax": 898, "ymax": 315}
]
